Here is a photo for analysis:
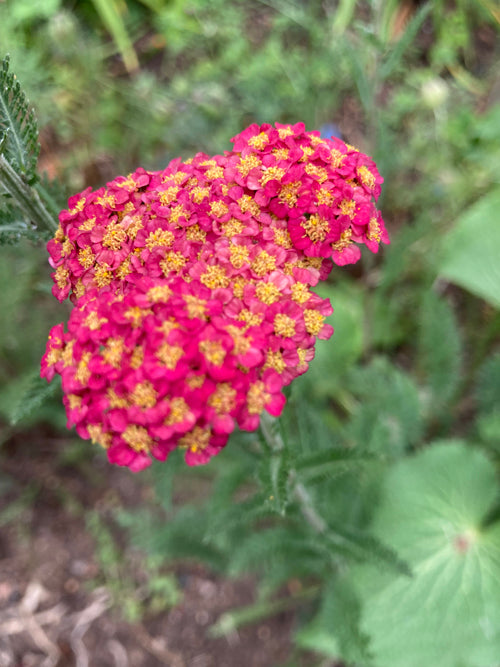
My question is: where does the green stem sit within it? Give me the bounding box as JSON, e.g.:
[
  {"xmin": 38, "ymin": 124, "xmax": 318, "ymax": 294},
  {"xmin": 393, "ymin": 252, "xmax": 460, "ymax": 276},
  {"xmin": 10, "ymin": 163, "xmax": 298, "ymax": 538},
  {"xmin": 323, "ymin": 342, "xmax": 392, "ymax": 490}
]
[
  {"xmin": 0, "ymin": 154, "xmax": 58, "ymax": 233},
  {"xmin": 291, "ymin": 475, "xmax": 327, "ymax": 534},
  {"xmin": 208, "ymin": 584, "xmax": 319, "ymax": 638},
  {"xmin": 34, "ymin": 180, "xmax": 63, "ymax": 222},
  {"xmin": 259, "ymin": 413, "xmax": 328, "ymax": 535},
  {"xmin": 260, "ymin": 411, "xmax": 284, "ymax": 452}
]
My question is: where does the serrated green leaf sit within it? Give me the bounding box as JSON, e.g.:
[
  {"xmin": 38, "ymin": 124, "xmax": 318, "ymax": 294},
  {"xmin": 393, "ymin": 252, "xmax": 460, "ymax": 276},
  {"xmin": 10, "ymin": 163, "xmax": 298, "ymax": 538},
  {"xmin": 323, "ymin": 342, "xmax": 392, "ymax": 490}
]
[
  {"xmin": 0, "ymin": 207, "xmax": 31, "ymax": 244},
  {"xmin": 418, "ymin": 290, "xmax": 461, "ymax": 414},
  {"xmin": 344, "ymin": 357, "xmax": 422, "ymax": 457},
  {"xmin": 205, "ymin": 494, "xmax": 271, "ymax": 548},
  {"xmin": 228, "ymin": 524, "xmax": 325, "ymax": 587},
  {"xmin": 321, "ymin": 522, "xmax": 410, "ymax": 576},
  {"xmin": 296, "ymin": 576, "xmax": 371, "ymax": 664},
  {"xmin": 295, "ymin": 447, "xmax": 374, "ymax": 483},
  {"xmin": 294, "ymin": 623, "xmax": 340, "ymax": 660},
  {"xmin": 258, "ymin": 448, "xmax": 291, "ymax": 515},
  {"xmin": 439, "ymin": 188, "xmax": 500, "ymax": 308},
  {"xmin": 9, "ymin": 371, "xmax": 60, "ymax": 425},
  {"xmin": 0, "ymin": 56, "xmax": 40, "ymax": 182},
  {"xmin": 150, "ymin": 448, "xmax": 184, "ymax": 512},
  {"xmin": 35, "ymin": 173, "xmax": 69, "ymax": 220},
  {"xmin": 352, "ymin": 441, "xmax": 500, "ymax": 667},
  {"xmin": 120, "ymin": 505, "xmax": 226, "ymax": 572}
]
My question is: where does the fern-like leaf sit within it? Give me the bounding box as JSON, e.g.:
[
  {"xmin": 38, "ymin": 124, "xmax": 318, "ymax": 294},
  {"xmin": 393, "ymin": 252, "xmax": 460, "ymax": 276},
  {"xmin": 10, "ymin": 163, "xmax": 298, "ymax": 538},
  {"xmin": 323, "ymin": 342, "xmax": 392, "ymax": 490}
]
[
  {"xmin": 228, "ymin": 524, "xmax": 326, "ymax": 583},
  {"xmin": 0, "ymin": 55, "xmax": 40, "ymax": 183},
  {"xmin": 35, "ymin": 172, "xmax": 69, "ymax": 219},
  {"xmin": 0, "ymin": 201, "xmax": 31, "ymax": 244},
  {"xmin": 319, "ymin": 522, "xmax": 411, "ymax": 576},
  {"xmin": 9, "ymin": 372, "xmax": 60, "ymax": 425}
]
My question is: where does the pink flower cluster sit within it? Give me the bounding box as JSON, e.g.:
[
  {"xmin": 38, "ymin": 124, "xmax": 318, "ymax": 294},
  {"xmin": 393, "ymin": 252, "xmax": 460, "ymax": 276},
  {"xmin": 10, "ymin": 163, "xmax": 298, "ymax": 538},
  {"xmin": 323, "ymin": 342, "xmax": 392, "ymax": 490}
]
[{"xmin": 41, "ymin": 122, "xmax": 388, "ymax": 470}]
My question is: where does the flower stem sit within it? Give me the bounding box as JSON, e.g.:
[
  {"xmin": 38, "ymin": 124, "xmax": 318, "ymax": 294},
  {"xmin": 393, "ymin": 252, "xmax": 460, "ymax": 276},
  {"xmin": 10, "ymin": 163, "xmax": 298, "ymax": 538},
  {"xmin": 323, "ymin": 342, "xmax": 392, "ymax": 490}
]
[
  {"xmin": 0, "ymin": 155, "xmax": 58, "ymax": 233},
  {"xmin": 259, "ymin": 412, "xmax": 328, "ymax": 534}
]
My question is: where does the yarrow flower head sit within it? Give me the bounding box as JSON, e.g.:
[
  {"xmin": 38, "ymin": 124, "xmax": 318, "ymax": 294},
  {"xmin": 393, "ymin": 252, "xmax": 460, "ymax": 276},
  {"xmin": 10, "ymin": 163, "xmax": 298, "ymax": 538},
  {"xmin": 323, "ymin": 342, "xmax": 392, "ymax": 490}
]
[{"xmin": 42, "ymin": 122, "xmax": 387, "ymax": 470}]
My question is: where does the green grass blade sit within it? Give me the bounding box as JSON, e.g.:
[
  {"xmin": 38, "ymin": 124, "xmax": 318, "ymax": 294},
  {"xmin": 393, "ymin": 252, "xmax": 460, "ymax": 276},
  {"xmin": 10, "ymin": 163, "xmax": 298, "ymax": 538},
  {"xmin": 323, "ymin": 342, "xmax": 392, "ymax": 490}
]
[
  {"xmin": 90, "ymin": 0, "xmax": 139, "ymax": 73},
  {"xmin": 379, "ymin": 3, "xmax": 432, "ymax": 80}
]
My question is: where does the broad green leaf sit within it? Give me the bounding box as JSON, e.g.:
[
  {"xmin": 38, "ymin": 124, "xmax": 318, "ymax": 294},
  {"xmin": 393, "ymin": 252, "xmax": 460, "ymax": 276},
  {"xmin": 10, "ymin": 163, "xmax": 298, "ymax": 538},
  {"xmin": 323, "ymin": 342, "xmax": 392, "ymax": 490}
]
[
  {"xmin": 352, "ymin": 441, "xmax": 500, "ymax": 667},
  {"xmin": 439, "ymin": 188, "xmax": 500, "ymax": 308}
]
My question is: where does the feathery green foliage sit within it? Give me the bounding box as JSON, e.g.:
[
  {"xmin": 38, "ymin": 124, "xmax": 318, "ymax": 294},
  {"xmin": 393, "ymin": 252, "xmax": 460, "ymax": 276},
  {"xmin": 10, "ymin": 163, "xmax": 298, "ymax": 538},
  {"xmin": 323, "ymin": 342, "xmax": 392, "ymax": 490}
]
[
  {"xmin": 0, "ymin": 56, "xmax": 57, "ymax": 238},
  {"xmin": 0, "ymin": 55, "xmax": 39, "ymax": 182},
  {"xmin": 1, "ymin": 3, "xmax": 499, "ymax": 665}
]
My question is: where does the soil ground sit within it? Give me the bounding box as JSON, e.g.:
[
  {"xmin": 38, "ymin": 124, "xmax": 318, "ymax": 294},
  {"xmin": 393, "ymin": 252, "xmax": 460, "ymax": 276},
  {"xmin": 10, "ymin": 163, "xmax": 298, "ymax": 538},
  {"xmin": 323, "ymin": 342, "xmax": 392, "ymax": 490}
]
[{"xmin": 0, "ymin": 429, "xmax": 316, "ymax": 667}]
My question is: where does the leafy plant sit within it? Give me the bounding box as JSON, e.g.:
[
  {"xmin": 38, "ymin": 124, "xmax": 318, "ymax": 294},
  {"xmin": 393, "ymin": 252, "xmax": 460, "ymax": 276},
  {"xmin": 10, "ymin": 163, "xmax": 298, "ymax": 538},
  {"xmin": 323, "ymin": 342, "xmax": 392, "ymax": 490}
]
[
  {"xmin": 0, "ymin": 55, "xmax": 59, "ymax": 239},
  {"xmin": 1, "ymin": 3, "xmax": 500, "ymax": 666},
  {"xmin": 351, "ymin": 442, "xmax": 500, "ymax": 667}
]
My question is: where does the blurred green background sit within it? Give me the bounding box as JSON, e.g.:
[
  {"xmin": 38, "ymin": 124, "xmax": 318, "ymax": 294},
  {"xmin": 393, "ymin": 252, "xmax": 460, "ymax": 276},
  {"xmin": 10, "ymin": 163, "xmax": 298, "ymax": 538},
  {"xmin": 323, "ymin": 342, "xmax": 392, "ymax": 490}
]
[{"xmin": 0, "ymin": 1, "xmax": 499, "ymax": 665}]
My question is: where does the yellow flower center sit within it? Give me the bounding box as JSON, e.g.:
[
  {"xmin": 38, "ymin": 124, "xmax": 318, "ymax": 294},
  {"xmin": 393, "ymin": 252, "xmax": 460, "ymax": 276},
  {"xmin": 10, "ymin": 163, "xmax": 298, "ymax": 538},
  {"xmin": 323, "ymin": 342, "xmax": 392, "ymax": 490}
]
[
  {"xmin": 160, "ymin": 252, "xmax": 188, "ymax": 275},
  {"xmin": 102, "ymin": 337, "xmax": 125, "ymax": 368},
  {"xmin": 200, "ymin": 265, "xmax": 230, "ymax": 289},
  {"xmin": 237, "ymin": 154, "xmax": 262, "ymax": 176},
  {"xmin": 122, "ymin": 425, "xmax": 152, "ymax": 452},
  {"xmin": 230, "ymin": 244, "xmax": 250, "ymax": 269},
  {"xmin": 156, "ymin": 343, "xmax": 184, "ymax": 369},
  {"xmin": 274, "ymin": 314, "xmax": 296, "ymax": 338},
  {"xmin": 130, "ymin": 381, "xmax": 157, "ymax": 409},
  {"xmin": 145, "ymin": 229, "xmax": 175, "ymax": 250},
  {"xmin": 208, "ymin": 383, "xmax": 237, "ymax": 414},
  {"xmin": 304, "ymin": 309, "xmax": 325, "ymax": 335},
  {"xmin": 255, "ymin": 281, "xmax": 281, "ymax": 304},
  {"xmin": 246, "ymin": 381, "xmax": 270, "ymax": 414},
  {"xmin": 199, "ymin": 340, "xmax": 226, "ymax": 366},
  {"xmin": 302, "ymin": 214, "xmax": 330, "ymax": 243},
  {"xmin": 251, "ymin": 251, "xmax": 276, "ymax": 277},
  {"xmin": 165, "ymin": 397, "xmax": 190, "ymax": 425},
  {"xmin": 178, "ymin": 426, "xmax": 211, "ymax": 453},
  {"xmin": 103, "ymin": 223, "xmax": 127, "ymax": 250},
  {"xmin": 248, "ymin": 132, "xmax": 269, "ymax": 150}
]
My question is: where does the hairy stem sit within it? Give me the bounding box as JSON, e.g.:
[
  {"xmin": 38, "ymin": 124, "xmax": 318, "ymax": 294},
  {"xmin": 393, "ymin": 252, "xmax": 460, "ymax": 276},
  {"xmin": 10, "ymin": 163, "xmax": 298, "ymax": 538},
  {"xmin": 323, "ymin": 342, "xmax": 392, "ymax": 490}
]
[
  {"xmin": 0, "ymin": 155, "xmax": 58, "ymax": 233},
  {"xmin": 260, "ymin": 412, "xmax": 328, "ymax": 534}
]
